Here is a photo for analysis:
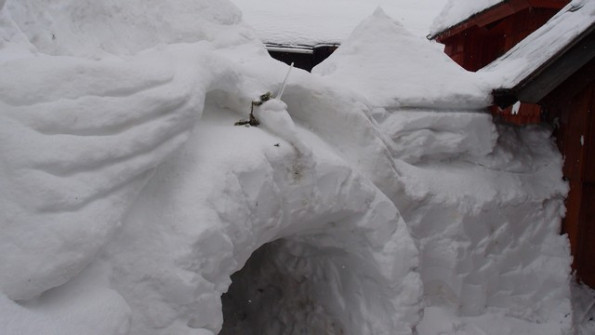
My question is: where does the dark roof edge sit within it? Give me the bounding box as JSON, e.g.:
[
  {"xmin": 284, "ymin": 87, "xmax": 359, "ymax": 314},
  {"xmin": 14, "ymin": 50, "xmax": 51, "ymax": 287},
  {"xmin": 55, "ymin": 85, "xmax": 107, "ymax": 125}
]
[
  {"xmin": 264, "ymin": 43, "xmax": 341, "ymax": 55},
  {"xmin": 492, "ymin": 89, "xmax": 518, "ymax": 109}
]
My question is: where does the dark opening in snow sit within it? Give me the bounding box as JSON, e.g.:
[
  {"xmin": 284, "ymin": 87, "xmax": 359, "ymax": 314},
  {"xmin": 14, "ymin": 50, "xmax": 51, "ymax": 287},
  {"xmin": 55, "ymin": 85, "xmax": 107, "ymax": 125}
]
[
  {"xmin": 219, "ymin": 239, "xmax": 345, "ymax": 335},
  {"xmin": 267, "ymin": 44, "xmax": 338, "ymax": 72}
]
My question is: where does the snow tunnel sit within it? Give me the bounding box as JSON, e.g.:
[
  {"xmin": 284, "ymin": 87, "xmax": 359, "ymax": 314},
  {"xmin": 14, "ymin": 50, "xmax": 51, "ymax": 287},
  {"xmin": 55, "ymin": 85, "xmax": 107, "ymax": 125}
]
[
  {"xmin": 104, "ymin": 88, "xmax": 425, "ymax": 335},
  {"xmin": 178, "ymin": 87, "xmax": 420, "ymax": 335},
  {"xmin": 208, "ymin": 180, "xmax": 423, "ymax": 335},
  {"xmin": 217, "ymin": 226, "xmax": 419, "ymax": 335},
  {"xmin": 219, "ymin": 238, "xmax": 346, "ymax": 334}
]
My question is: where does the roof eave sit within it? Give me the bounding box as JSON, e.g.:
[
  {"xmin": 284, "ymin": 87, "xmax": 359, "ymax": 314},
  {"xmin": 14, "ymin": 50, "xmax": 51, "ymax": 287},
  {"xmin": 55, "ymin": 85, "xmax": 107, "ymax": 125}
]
[
  {"xmin": 493, "ymin": 23, "xmax": 595, "ymax": 108},
  {"xmin": 428, "ymin": 0, "xmax": 569, "ymax": 41},
  {"xmin": 429, "ymin": 0, "xmax": 513, "ymax": 40}
]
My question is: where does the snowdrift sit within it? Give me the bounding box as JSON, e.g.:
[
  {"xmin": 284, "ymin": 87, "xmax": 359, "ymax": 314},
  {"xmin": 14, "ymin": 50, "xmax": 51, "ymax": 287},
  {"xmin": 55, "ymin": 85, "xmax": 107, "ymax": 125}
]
[
  {"xmin": 315, "ymin": 10, "xmax": 572, "ymax": 335},
  {"xmin": 0, "ymin": 1, "xmax": 573, "ymax": 335},
  {"xmin": 313, "ymin": 9, "xmax": 490, "ymax": 109}
]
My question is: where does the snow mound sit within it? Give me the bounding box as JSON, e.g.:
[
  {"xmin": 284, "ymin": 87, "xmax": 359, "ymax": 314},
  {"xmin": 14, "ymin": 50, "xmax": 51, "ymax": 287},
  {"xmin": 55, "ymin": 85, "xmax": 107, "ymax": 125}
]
[
  {"xmin": 315, "ymin": 9, "xmax": 573, "ymax": 335},
  {"xmin": 313, "ymin": 8, "xmax": 490, "ymax": 109},
  {"xmin": 0, "ymin": 1, "xmax": 423, "ymax": 334},
  {"xmin": 3, "ymin": 0, "xmax": 246, "ymax": 58},
  {"xmin": 0, "ymin": 1, "xmax": 576, "ymax": 335},
  {"xmin": 105, "ymin": 101, "xmax": 421, "ymax": 334},
  {"xmin": 0, "ymin": 46, "xmax": 208, "ymax": 301}
]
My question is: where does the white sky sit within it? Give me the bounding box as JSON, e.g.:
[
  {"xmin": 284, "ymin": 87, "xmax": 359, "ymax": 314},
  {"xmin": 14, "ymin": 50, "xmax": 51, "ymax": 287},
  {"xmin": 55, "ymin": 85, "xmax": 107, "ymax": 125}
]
[{"xmin": 230, "ymin": 0, "xmax": 449, "ymax": 45}]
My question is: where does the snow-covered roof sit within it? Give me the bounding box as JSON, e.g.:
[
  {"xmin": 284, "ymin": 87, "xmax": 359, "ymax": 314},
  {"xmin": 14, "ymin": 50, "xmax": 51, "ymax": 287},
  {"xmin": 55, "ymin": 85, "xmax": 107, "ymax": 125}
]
[
  {"xmin": 480, "ymin": 0, "xmax": 595, "ymax": 101},
  {"xmin": 430, "ymin": 0, "xmax": 504, "ymax": 37},
  {"xmin": 230, "ymin": 0, "xmax": 448, "ymax": 45},
  {"xmin": 313, "ymin": 9, "xmax": 490, "ymax": 109}
]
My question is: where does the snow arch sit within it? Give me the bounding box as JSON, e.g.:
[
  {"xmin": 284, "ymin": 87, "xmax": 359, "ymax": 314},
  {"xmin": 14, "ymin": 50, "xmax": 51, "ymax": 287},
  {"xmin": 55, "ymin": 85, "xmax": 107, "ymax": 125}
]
[{"xmin": 103, "ymin": 89, "xmax": 422, "ymax": 335}]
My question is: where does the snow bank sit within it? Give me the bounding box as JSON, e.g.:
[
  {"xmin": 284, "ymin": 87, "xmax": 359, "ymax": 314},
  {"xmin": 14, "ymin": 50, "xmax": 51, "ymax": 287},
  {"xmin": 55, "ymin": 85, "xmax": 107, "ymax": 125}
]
[
  {"xmin": 104, "ymin": 100, "xmax": 421, "ymax": 334},
  {"xmin": 430, "ymin": 0, "xmax": 504, "ymax": 37},
  {"xmin": 3, "ymin": 0, "xmax": 246, "ymax": 58},
  {"xmin": 0, "ymin": 1, "xmax": 422, "ymax": 334},
  {"xmin": 317, "ymin": 9, "xmax": 573, "ymax": 335},
  {"xmin": 573, "ymin": 282, "xmax": 595, "ymax": 335},
  {"xmin": 400, "ymin": 125, "xmax": 572, "ymax": 334},
  {"xmin": 0, "ymin": 1, "xmax": 575, "ymax": 335},
  {"xmin": 313, "ymin": 9, "xmax": 490, "ymax": 109}
]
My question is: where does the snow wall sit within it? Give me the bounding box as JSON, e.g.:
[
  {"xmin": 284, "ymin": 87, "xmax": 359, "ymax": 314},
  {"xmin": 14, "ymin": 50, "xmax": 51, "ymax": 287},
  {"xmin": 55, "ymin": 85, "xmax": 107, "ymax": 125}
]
[
  {"xmin": 0, "ymin": 2, "xmax": 572, "ymax": 335},
  {"xmin": 312, "ymin": 10, "xmax": 572, "ymax": 334}
]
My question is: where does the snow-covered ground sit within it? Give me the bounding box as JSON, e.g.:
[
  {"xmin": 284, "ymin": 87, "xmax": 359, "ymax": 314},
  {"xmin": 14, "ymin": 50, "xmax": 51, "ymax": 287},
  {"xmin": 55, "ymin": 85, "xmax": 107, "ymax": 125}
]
[{"xmin": 0, "ymin": 0, "xmax": 592, "ymax": 335}]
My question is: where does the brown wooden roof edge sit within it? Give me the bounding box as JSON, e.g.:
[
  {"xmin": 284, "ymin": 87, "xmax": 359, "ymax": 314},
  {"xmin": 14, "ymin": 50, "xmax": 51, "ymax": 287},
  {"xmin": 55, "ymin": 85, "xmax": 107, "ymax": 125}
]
[
  {"xmin": 428, "ymin": 0, "xmax": 569, "ymax": 41},
  {"xmin": 492, "ymin": 22, "xmax": 595, "ymax": 109}
]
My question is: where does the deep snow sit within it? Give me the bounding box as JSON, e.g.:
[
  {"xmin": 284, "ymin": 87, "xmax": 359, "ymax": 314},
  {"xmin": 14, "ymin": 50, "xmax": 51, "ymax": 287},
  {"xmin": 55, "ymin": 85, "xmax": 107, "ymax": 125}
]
[{"xmin": 0, "ymin": 1, "xmax": 585, "ymax": 335}]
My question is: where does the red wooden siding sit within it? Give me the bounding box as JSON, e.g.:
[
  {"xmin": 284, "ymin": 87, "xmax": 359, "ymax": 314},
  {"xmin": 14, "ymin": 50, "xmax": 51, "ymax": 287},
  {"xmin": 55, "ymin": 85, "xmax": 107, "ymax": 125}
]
[
  {"xmin": 491, "ymin": 102, "xmax": 542, "ymax": 124},
  {"xmin": 579, "ymin": 183, "xmax": 595, "ymax": 286},
  {"xmin": 437, "ymin": 7, "xmax": 566, "ymax": 71},
  {"xmin": 575, "ymin": 86, "xmax": 595, "ymax": 286},
  {"xmin": 434, "ymin": 0, "xmax": 569, "ymax": 127},
  {"xmin": 544, "ymin": 62, "xmax": 595, "ymax": 286}
]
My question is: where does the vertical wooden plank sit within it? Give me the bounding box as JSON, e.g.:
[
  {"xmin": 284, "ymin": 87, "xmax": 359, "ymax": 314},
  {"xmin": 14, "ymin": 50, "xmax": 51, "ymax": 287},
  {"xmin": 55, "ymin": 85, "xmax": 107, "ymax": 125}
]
[
  {"xmin": 564, "ymin": 84, "xmax": 594, "ymax": 278},
  {"xmin": 578, "ymin": 183, "xmax": 595, "ymax": 287},
  {"xmin": 575, "ymin": 84, "xmax": 595, "ymax": 285},
  {"xmin": 583, "ymin": 85, "xmax": 595, "ymax": 183},
  {"xmin": 564, "ymin": 180, "xmax": 584, "ymax": 262},
  {"xmin": 564, "ymin": 87, "xmax": 591, "ymax": 181}
]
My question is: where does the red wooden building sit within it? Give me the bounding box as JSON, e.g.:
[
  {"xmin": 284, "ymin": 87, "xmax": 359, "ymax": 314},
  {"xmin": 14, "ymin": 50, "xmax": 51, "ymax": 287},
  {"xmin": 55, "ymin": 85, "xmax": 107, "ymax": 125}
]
[
  {"xmin": 433, "ymin": 1, "xmax": 595, "ymax": 287},
  {"xmin": 430, "ymin": 0, "xmax": 570, "ymax": 124}
]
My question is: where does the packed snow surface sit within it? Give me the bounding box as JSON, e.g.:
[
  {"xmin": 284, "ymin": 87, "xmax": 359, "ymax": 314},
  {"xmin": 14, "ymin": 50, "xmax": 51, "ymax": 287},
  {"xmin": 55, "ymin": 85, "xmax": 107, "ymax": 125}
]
[{"xmin": 0, "ymin": 1, "xmax": 579, "ymax": 335}]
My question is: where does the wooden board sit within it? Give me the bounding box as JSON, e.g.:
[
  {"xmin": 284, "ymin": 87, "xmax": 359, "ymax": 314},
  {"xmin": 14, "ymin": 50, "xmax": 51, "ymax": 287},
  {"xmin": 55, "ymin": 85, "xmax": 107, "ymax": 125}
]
[{"xmin": 578, "ymin": 183, "xmax": 595, "ymax": 287}]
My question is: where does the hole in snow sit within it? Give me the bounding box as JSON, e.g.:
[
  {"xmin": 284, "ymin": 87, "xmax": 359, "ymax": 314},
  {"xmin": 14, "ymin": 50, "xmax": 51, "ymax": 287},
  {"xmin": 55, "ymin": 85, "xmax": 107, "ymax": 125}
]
[{"xmin": 219, "ymin": 239, "xmax": 346, "ymax": 335}]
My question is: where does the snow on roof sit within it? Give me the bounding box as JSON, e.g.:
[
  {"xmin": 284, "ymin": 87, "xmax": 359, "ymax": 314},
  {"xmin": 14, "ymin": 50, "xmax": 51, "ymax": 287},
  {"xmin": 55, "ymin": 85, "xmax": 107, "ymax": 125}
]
[
  {"xmin": 230, "ymin": 0, "xmax": 448, "ymax": 45},
  {"xmin": 479, "ymin": 0, "xmax": 595, "ymax": 90},
  {"xmin": 313, "ymin": 8, "xmax": 490, "ymax": 109},
  {"xmin": 430, "ymin": 0, "xmax": 504, "ymax": 37}
]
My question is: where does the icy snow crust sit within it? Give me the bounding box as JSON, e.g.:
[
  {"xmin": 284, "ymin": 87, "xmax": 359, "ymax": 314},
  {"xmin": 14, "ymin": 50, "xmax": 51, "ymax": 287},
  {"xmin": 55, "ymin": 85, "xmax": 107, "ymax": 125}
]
[{"xmin": 0, "ymin": 2, "xmax": 573, "ymax": 335}]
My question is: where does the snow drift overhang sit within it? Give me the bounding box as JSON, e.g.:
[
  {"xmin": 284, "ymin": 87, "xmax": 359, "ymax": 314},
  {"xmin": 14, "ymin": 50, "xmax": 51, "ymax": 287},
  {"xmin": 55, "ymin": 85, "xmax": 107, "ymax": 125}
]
[
  {"xmin": 428, "ymin": 0, "xmax": 569, "ymax": 41},
  {"xmin": 485, "ymin": 0, "xmax": 595, "ymax": 108}
]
